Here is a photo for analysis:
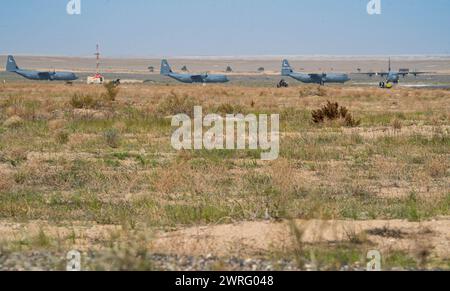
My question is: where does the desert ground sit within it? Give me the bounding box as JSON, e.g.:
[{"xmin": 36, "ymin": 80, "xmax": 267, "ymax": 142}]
[
  {"xmin": 1, "ymin": 55, "xmax": 450, "ymax": 74},
  {"xmin": 0, "ymin": 57, "xmax": 449, "ymax": 270}
]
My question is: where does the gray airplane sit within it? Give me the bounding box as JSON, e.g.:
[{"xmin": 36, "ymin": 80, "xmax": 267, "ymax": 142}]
[
  {"xmin": 281, "ymin": 59, "xmax": 350, "ymax": 85},
  {"xmin": 358, "ymin": 58, "xmax": 429, "ymax": 84},
  {"xmin": 5, "ymin": 55, "xmax": 78, "ymax": 81},
  {"xmin": 160, "ymin": 59, "xmax": 229, "ymax": 84}
]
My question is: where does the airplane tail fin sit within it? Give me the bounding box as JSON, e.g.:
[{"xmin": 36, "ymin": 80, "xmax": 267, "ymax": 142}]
[
  {"xmin": 160, "ymin": 59, "xmax": 173, "ymax": 76},
  {"xmin": 6, "ymin": 55, "xmax": 19, "ymax": 72},
  {"xmin": 281, "ymin": 59, "xmax": 293, "ymax": 76}
]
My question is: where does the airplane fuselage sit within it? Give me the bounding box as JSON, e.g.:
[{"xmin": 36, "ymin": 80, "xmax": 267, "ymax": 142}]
[
  {"xmin": 167, "ymin": 73, "xmax": 229, "ymax": 84},
  {"xmin": 13, "ymin": 69, "xmax": 78, "ymax": 81},
  {"xmin": 288, "ymin": 72, "xmax": 350, "ymax": 84},
  {"xmin": 386, "ymin": 72, "xmax": 400, "ymax": 83}
]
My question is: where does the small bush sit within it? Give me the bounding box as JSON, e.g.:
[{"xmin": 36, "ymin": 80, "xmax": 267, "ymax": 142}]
[
  {"xmin": 70, "ymin": 94, "xmax": 99, "ymax": 109},
  {"xmin": 33, "ymin": 229, "xmax": 52, "ymax": 248},
  {"xmin": 344, "ymin": 113, "xmax": 361, "ymax": 127},
  {"xmin": 157, "ymin": 92, "xmax": 196, "ymax": 117},
  {"xmin": 3, "ymin": 149, "xmax": 28, "ymax": 167},
  {"xmin": 56, "ymin": 130, "xmax": 70, "ymax": 145},
  {"xmin": 103, "ymin": 82, "xmax": 120, "ymax": 101},
  {"xmin": 426, "ymin": 159, "xmax": 448, "ymax": 178},
  {"xmin": 14, "ymin": 171, "xmax": 27, "ymax": 184},
  {"xmin": 1, "ymin": 96, "xmax": 42, "ymax": 120},
  {"xmin": 215, "ymin": 103, "xmax": 245, "ymax": 115},
  {"xmin": 104, "ymin": 129, "xmax": 120, "ymax": 148},
  {"xmin": 3, "ymin": 115, "xmax": 24, "ymax": 128},
  {"xmin": 312, "ymin": 101, "xmax": 360, "ymax": 127},
  {"xmin": 391, "ymin": 118, "xmax": 403, "ymax": 131},
  {"xmin": 317, "ymin": 86, "xmax": 327, "ymax": 97}
]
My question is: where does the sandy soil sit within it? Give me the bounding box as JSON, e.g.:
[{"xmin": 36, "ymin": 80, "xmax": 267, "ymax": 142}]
[
  {"xmin": 1, "ymin": 218, "xmax": 449, "ymax": 260},
  {"xmin": 151, "ymin": 219, "xmax": 450, "ymax": 259}
]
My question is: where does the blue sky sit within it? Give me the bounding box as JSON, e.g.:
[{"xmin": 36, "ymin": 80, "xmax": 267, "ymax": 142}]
[{"xmin": 0, "ymin": 0, "xmax": 449, "ymax": 57}]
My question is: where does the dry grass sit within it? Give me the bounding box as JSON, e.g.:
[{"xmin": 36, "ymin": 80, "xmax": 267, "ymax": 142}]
[{"xmin": 0, "ymin": 82, "xmax": 449, "ymax": 270}]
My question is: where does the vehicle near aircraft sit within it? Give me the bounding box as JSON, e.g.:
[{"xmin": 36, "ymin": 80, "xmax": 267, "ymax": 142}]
[
  {"xmin": 357, "ymin": 58, "xmax": 430, "ymax": 85},
  {"xmin": 5, "ymin": 55, "xmax": 78, "ymax": 81},
  {"xmin": 281, "ymin": 59, "xmax": 350, "ymax": 85},
  {"xmin": 160, "ymin": 60, "xmax": 229, "ymax": 84},
  {"xmin": 277, "ymin": 79, "xmax": 289, "ymax": 88}
]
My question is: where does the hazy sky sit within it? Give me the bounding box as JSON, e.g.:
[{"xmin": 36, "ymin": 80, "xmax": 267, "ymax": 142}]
[{"xmin": 1, "ymin": 0, "xmax": 449, "ymax": 57}]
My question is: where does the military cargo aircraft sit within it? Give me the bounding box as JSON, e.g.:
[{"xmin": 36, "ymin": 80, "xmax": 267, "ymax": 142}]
[
  {"xmin": 281, "ymin": 59, "xmax": 350, "ymax": 85},
  {"xmin": 5, "ymin": 55, "xmax": 78, "ymax": 81},
  {"xmin": 160, "ymin": 59, "xmax": 229, "ymax": 84},
  {"xmin": 357, "ymin": 58, "xmax": 430, "ymax": 85}
]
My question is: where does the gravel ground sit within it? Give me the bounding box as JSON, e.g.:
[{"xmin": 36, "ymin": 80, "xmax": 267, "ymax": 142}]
[
  {"xmin": 0, "ymin": 251, "xmax": 430, "ymax": 271},
  {"xmin": 0, "ymin": 251, "xmax": 373, "ymax": 271},
  {"xmin": 0, "ymin": 251, "xmax": 299, "ymax": 271}
]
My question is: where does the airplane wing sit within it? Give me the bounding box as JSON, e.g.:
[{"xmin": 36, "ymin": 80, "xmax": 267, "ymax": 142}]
[
  {"xmin": 355, "ymin": 72, "xmax": 388, "ymax": 77},
  {"xmin": 408, "ymin": 71, "xmax": 432, "ymax": 76}
]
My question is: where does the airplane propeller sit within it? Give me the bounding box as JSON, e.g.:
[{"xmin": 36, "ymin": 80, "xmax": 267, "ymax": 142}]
[{"xmin": 321, "ymin": 73, "xmax": 326, "ymax": 85}]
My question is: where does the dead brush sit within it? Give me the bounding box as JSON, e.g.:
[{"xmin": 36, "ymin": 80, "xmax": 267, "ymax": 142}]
[
  {"xmin": 215, "ymin": 103, "xmax": 245, "ymax": 115},
  {"xmin": 55, "ymin": 130, "xmax": 70, "ymax": 145},
  {"xmin": 103, "ymin": 81, "xmax": 120, "ymax": 102},
  {"xmin": 312, "ymin": 101, "xmax": 360, "ymax": 127},
  {"xmin": 426, "ymin": 158, "xmax": 448, "ymax": 178},
  {"xmin": 1, "ymin": 96, "xmax": 42, "ymax": 120},
  {"xmin": 298, "ymin": 85, "xmax": 328, "ymax": 98},
  {"xmin": 104, "ymin": 128, "xmax": 121, "ymax": 148},
  {"xmin": 316, "ymin": 86, "xmax": 327, "ymax": 97},
  {"xmin": 391, "ymin": 118, "xmax": 403, "ymax": 131},
  {"xmin": 156, "ymin": 91, "xmax": 197, "ymax": 117},
  {"xmin": 70, "ymin": 93, "xmax": 100, "ymax": 109},
  {"xmin": 2, "ymin": 149, "xmax": 28, "ymax": 167},
  {"xmin": 0, "ymin": 173, "xmax": 14, "ymax": 192},
  {"xmin": 343, "ymin": 226, "xmax": 368, "ymax": 245},
  {"xmin": 288, "ymin": 220, "xmax": 307, "ymax": 269}
]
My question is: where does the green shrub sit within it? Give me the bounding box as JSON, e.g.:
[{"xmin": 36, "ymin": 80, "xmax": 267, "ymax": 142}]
[{"xmin": 56, "ymin": 130, "xmax": 70, "ymax": 145}]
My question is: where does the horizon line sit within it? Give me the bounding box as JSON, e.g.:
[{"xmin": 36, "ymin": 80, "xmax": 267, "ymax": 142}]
[{"xmin": 2, "ymin": 53, "xmax": 450, "ymax": 60}]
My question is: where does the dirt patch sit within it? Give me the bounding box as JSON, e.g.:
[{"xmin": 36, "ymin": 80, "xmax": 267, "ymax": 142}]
[
  {"xmin": 151, "ymin": 219, "xmax": 450, "ymax": 259},
  {"xmin": 0, "ymin": 221, "xmax": 121, "ymax": 251},
  {"xmin": 343, "ymin": 125, "xmax": 450, "ymax": 140}
]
